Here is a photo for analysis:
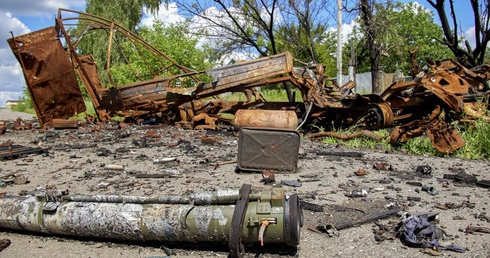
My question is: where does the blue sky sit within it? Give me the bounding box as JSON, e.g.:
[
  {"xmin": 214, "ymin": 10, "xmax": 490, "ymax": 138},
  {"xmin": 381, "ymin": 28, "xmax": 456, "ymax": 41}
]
[{"xmin": 0, "ymin": 0, "xmax": 476, "ymax": 107}]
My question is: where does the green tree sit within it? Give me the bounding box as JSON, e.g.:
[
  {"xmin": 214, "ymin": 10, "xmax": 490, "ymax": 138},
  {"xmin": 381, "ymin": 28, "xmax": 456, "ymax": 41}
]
[
  {"xmin": 85, "ymin": 0, "xmax": 161, "ymax": 32},
  {"xmin": 110, "ymin": 21, "xmax": 211, "ymax": 86},
  {"xmin": 349, "ymin": 1, "xmax": 452, "ymax": 77},
  {"xmin": 176, "ymin": 0, "xmax": 338, "ymax": 99},
  {"xmin": 275, "ymin": 0, "xmax": 334, "ymax": 63},
  {"xmin": 75, "ymin": 0, "xmax": 162, "ymax": 84},
  {"xmin": 313, "ymin": 31, "xmax": 338, "ymax": 77},
  {"xmin": 378, "ymin": 2, "xmax": 452, "ymax": 74}
]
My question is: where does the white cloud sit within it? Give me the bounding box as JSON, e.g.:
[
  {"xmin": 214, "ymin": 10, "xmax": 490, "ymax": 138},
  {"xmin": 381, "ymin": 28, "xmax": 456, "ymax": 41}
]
[
  {"xmin": 0, "ymin": 0, "xmax": 85, "ymax": 17},
  {"xmin": 0, "ymin": 12, "xmax": 30, "ymax": 98},
  {"xmin": 217, "ymin": 52, "xmax": 259, "ymax": 67},
  {"xmin": 0, "ymin": 1, "xmax": 86, "ymax": 104},
  {"xmin": 328, "ymin": 20, "xmax": 360, "ymax": 44},
  {"xmin": 141, "ymin": 2, "xmax": 185, "ymax": 27},
  {"xmin": 0, "ymin": 91, "xmax": 23, "ymax": 107},
  {"xmin": 0, "ymin": 63, "xmax": 25, "ymax": 92},
  {"xmin": 463, "ymin": 26, "xmax": 476, "ymax": 49},
  {"xmin": 0, "ymin": 12, "xmax": 30, "ymax": 49}
]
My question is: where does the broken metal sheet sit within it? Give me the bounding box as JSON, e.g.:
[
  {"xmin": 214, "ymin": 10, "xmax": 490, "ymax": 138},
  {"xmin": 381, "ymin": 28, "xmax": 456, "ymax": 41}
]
[
  {"xmin": 390, "ymin": 106, "xmax": 465, "ymax": 153},
  {"xmin": 425, "ymin": 119, "xmax": 465, "ymax": 153},
  {"xmin": 95, "ymin": 76, "xmax": 197, "ymax": 118},
  {"xmin": 382, "ymin": 59, "xmax": 489, "ymax": 126},
  {"xmin": 7, "ymin": 27, "xmax": 86, "ymax": 127}
]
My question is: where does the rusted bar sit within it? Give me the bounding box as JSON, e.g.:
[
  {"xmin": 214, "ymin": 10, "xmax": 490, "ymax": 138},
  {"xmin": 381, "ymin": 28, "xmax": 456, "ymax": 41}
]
[
  {"xmin": 194, "ymin": 52, "xmax": 294, "ymax": 98},
  {"xmin": 308, "ymin": 131, "xmax": 363, "ymax": 140},
  {"xmin": 361, "ymin": 130, "xmax": 384, "ymax": 142},
  {"xmin": 51, "ymin": 119, "xmax": 78, "ymax": 129}
]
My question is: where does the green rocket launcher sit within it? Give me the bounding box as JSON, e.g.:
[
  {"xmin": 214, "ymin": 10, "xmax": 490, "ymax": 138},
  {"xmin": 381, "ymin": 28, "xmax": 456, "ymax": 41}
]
[{"xmin": 0, "ymin": 184, "xmax": 302, "ymax": 257}]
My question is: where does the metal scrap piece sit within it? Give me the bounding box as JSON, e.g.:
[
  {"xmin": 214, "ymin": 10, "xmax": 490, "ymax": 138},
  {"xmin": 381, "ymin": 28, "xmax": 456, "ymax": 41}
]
[
  {"xmin": 390, "ymin": 106, "xmax": 465, "ymax": 153},
  {"xmin": 7, "ymin": 27, "xmax": 86, "ymax": 126},
  {"xmin": 0, "ymin": 145, "xmax": 47, "ymax": 161}
]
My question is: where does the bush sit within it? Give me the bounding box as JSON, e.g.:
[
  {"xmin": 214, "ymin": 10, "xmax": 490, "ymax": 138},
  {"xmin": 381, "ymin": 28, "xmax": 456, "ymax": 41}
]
[{"xmin": 11, "ymin": 102, "xmax": 35, "ymax": 114}]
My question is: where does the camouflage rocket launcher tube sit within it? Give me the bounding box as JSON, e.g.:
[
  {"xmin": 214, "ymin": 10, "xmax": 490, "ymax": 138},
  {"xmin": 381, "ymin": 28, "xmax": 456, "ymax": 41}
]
[{"xmin": 0, "ymin": 184, "xmax": 302, "ymax": 255}]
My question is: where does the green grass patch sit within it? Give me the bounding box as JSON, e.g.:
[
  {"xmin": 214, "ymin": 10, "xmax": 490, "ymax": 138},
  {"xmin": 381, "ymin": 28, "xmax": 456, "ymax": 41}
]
[
  {"xmin": 318, "ymin": 118, "xmax": 490, "ymax": 160},
  {"xmin": 11, "ymin": 103, "xmax": 36, "ymax": 114},
  {"xmin": 318, "ymin": 126, "xmax": 392, "ymax": 151},
  {"xmin": 219, "ymin": 88, "xmax": 297, "ymax": 102},
  {"xmin": 453, "ymin": 119, "xmax": 490, "ymax": 159},
  {"xmin": 73, "ymin": 99, "xmax": 96, "ymax": 119},
  {"xmin": 400, "ymin": 136, "xmax": 439, "ymax": 156}
]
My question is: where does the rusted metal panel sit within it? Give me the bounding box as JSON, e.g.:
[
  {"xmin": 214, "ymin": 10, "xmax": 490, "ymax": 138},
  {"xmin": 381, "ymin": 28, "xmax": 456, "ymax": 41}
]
[
  {"xmin": 234, "ymin": 109, "xmax": 298, "ymax": 131},
  {"xmin": 194, "ymin": 52, "xmax": 294, "ymax": 97},
  {"xmin": 97, "ymin": 76, "xmax": 195, "ymax": 113},
  {"xmin": 237, "ymin": 128, "xmax": 300, "ymax": 173},
  {"xmin": 7, "ymin": 27, "xmax": 86, "ymax": 126}
]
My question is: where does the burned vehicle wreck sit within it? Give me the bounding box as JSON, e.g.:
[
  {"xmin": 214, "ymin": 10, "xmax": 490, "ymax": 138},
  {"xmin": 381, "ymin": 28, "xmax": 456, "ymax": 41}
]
[
  {"xmin": 369, "ymin": 59, "xmax": 490, "ymax": 153},
  {"xmin": 7, "ymin": 9, "xmax": 375, "ymax": 131},
  {"xmin": 7, "ymin": 9, "xmax": 490, "ymax": 153}
]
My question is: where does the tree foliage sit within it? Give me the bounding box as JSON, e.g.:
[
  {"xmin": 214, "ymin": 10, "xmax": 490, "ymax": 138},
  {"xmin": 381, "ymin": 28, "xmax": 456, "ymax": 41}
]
[
  {"xmin": 275, "ymin": 0, "xmax": 333, "ymax": 63},
  {"xmin": 378, "ymin": 2, "xmax": 452, "ymax": 73},
  {"xmin": 110, "ymin": 21, "xmax": 211, "ymax": 86},
  {"xmin": 76, "ymin": 0, "xmax": 162, "ymax": 79},
  {"xmin": 350, "ymin": 2, "xmax": 452, "ymax": 76},
  {"xmin": 175, "ymin": 0, "xmax": 337, "ymax": 63},
  {"xmin": 85, "ymin": 0, "xmax": 161, "ymax": 30}
]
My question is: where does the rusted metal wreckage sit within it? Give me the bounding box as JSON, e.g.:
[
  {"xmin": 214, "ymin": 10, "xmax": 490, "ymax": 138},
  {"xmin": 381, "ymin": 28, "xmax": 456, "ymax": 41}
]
[{"xmin": 7, "ymin": 9, "xmax": 490, "ymax": 153}]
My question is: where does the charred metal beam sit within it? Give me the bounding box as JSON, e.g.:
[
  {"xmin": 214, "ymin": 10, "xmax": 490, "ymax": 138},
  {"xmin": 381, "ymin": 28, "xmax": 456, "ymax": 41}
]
[
  {"xmin": 194, "ymin": 52, "xmax": 294, "ymax": 98},
  {"xmin": 0, "ymin": 145, "xmax": 47, "ymax": 161}
]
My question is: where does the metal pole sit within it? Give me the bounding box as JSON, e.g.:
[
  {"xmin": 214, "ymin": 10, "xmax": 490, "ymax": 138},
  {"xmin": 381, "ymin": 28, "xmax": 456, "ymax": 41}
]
[
  {"xmin": 337, "ymin": 0, "xmax": 343, "ymax": 87},
  {"xmin": 349, "ymin": 40, "xmax": 356, "ymax": 84}
]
